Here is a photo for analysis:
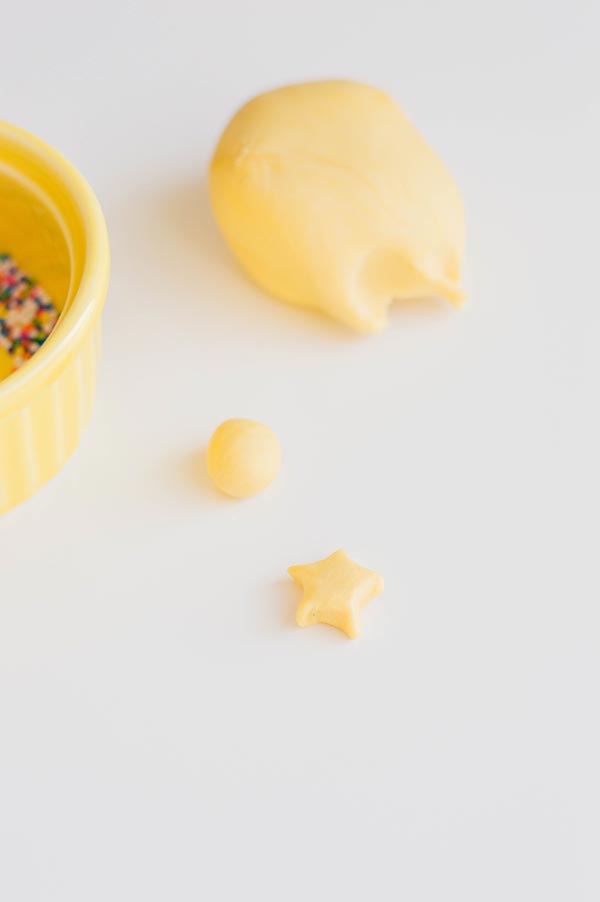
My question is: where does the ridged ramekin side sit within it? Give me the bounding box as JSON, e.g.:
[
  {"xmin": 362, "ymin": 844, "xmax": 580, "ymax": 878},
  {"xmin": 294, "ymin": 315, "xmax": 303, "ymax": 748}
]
[{"xmin": 0, "ymin": 323, "xmax": 100, "ymax": 514}]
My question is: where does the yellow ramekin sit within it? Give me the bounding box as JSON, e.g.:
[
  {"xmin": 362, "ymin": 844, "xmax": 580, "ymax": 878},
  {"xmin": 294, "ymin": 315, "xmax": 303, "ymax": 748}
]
[{"xmin": 0, "ymin": 122, "xmax": 109, "ymax": 514}]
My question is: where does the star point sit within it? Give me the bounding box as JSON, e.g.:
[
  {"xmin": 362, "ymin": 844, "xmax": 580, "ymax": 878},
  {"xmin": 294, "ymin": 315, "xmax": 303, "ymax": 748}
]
[{"xmin": 288, "ymin": 549, "xmax": 384, "ymax": 639}]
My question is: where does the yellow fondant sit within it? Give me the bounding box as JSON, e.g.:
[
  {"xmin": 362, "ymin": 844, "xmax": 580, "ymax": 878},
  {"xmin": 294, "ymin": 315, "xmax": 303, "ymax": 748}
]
[
  {"xmin": 206, "ymin": 418, "xmax": 281, "ymax": 499},
  {"xmin": 288, "ymin": 549, "xmax": 384, "ymax": 639},
  {"xmin": 210, "ymin": 80, "xmax": 465, "ymax": 333}
]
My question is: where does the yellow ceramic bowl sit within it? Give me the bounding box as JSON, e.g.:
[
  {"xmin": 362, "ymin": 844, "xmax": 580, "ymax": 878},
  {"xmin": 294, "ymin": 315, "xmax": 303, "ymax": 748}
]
[{"xmin": 0, "ymin": 122, "xmax": 109, "ymax": 514}]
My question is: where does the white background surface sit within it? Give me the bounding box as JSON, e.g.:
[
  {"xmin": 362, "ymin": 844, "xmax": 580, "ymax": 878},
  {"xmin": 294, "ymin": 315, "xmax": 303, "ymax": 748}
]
[{"xmin": 1, "ymin": 1, "xmax": 599, "ymax": 899}]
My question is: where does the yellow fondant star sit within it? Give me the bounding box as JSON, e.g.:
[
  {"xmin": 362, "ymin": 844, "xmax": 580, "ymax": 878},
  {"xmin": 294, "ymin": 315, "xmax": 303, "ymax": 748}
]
[{"xmin": 288, "ymin": 549, "xmax": 384, "ymax": 639}]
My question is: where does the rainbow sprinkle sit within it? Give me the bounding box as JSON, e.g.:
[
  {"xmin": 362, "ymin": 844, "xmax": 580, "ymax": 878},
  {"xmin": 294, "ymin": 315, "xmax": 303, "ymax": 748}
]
[{"xmin": 0, "ymin": 254, "xmax": 59, "ymax": 371}]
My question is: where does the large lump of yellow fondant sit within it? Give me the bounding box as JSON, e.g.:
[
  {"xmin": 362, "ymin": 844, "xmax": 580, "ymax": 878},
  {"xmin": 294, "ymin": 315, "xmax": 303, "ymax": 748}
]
[{"xmin": 209, "ymin": 80, "xmax": 465, "ymax": 333}]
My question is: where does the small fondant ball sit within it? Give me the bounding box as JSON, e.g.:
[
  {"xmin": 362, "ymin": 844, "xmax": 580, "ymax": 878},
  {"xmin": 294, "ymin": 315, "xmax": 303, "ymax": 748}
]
[{"xmin": 206, "ymin": 419, "xmax": 281, "ymax": 498}]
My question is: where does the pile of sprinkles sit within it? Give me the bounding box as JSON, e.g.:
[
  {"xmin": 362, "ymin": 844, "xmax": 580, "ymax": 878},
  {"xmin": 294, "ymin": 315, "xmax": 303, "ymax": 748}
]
[{"xmin": 0, "ymin": 253, "xmax": 59, "ymax": 371}]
